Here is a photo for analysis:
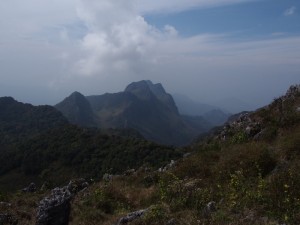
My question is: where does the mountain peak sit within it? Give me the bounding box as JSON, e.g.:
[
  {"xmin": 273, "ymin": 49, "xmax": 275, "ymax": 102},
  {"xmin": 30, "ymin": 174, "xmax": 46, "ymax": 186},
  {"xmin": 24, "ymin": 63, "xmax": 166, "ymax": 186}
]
[
  {"xmin": 125, "ymin": 80, "xmax": 178, "ymax": 114},
  {"xmin": 124, "ymin": 80, "xmax": 156, "ymax": 101},
  {"xmin": 69, "ymin": 91, "xmax": 85, "ymax": 99},
  {"xmin": 125, "ymin": 80, "xmax": 166, "ymax": 96},
  {"xmin": 124, "ymin": 80, "xmax": 151, "ymax": 91},
  {"xmin": 55, "ymin": 91, "xmax": 96, "ymax": 127},
  {"xmin": 0, "ymin": 96, "xmax": 17, "ymax": 105}
]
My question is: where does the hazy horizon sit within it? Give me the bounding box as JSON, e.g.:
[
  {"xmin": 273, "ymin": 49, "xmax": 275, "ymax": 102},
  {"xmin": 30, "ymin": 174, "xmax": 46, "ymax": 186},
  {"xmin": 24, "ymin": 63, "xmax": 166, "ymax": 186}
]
[
  {"xmin": 0, "ymin": 79, "xmax": 295, "ymax": 114},
  {"xmin": 0, "ymin": 0, "xmax": 299, "ymax": 111}
]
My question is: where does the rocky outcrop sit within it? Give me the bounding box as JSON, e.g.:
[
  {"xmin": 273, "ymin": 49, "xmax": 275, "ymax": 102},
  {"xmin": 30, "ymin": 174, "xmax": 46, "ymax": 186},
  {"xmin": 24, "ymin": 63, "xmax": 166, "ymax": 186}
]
[
  {"xmin": 116, "ymin": 209, "xmax": 148, "ymax": 225},
  {"xmin": 66, "ymin": 178, "xmax": 89, "ymax": 194},
  {"xmin": 102, "ymin": 173, "xmax": 113, "ymax": 182},
  {"xmin": 212, "ymin": 84, "xmax": 300, "ymax": 143},
  {"xmin": 0, "ymin": 202, "xmax": 11, "ymax": 208},
  {"xmin": 285, "ymin": 84, "xmax": 300, "ymax": 99},
  {"xmin": 218, "ymin": 112, "xmax": 262, "ymax": 141},
  {"xmin": 36, "ymin": 187, "xmax": 72, "ymax": 225},
  {"xmin": 0, "ymin": 214, "xmax": 18, "ymax": 225},
  {"xmin": 36, "ymin": 179, "xmax": 89, "ymax": 225},
  {"xmin": 167, "ymin": 218, "xmax": 177, "ymax": 225},
  {"xmin": 22, "ymin": 182, "xmax": 37, "ymax": 193},
  {"xmin": 123, "ymin": 169, "xmax": 136, "ymax": 176},
  {"xmin": 158, "ymin": 160, "xmax": 176, "ymax": 172},
  {"xmin": 202, "ymin": 201, "xmax": 217, "ymax": 218}
]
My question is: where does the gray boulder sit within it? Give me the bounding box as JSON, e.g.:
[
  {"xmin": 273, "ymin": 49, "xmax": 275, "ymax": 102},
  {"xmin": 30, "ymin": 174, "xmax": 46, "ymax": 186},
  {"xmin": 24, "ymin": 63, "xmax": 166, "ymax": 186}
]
[
  {"xmin": 102, "ymin": 173, "xmax": 113, "ymax": 183},
  {"xmin": 202, "ymin": 201, "xmax": 217, "ymax": 218},
  {"xmin": 167, "ymin": 218, "xmax": 176, "ymax": 225},
  {"xmin": 36, "ymin": 187, "xmax": 72, "ymax": 225},
  {"xmin": 0, "ymin": 202, "xmax": 11, "ymax": 208},
  {"xmin": 116, "ymin": 209, "xmax": 148, "ymax": 225},
  {"xmin": 36, "ymin": 178, "xmax": 89, "ymax": 225},
  {"xmin": 0, "ymin": 213, "xmax": 18, "ymax": 225},
  {"xmin": 22, "ymin": 182, "xmax": 37, "ymax": 193}
]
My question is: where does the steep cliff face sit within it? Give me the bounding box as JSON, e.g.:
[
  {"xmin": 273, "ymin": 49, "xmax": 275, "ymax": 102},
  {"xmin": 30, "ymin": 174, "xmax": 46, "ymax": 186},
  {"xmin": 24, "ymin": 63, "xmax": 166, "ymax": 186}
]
[{"xmin": 125, "ymin": 80, "xmax": 179, "ymax": 113}]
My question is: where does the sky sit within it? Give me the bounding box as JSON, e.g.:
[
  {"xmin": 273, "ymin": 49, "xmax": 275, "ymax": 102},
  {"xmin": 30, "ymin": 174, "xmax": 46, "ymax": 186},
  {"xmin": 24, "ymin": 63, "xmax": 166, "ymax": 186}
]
[{"xmin": 0, "ymin": 0, "xmax": 299, "ymax": 111}]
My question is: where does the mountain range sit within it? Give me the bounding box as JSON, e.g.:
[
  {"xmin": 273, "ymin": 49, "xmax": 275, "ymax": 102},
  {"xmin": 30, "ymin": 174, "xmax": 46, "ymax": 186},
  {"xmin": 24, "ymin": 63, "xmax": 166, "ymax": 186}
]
[
  {"xmin": 55, "ymin": 80, "xmax": 220, "ymax": 146},
  {"xmin": 0, "ymin": 80, "xmax": 233, "ymax": 192}
]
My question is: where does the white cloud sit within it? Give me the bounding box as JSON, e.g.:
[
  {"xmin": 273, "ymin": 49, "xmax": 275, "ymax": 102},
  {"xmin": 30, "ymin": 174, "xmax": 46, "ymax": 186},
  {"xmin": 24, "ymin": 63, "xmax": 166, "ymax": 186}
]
[
  {"xmin": 73, "ymin": 0, "xmax": 300, "ymax": 78},
  {"xmin": 284, "ymin": 6, "xmax": 296, "ymax": 16},
  {"xmin": 163, "ymin": 25, "xmax": 179, "ymax": 38},
  {"xmin": 74, "ymin": 0, "xmax": 179, "ymax": 76}
]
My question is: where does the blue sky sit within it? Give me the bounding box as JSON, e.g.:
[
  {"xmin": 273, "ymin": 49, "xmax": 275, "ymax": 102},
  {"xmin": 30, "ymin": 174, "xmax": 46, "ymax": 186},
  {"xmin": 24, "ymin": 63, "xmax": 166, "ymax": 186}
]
[
  {"xmin": 145, "ymin": 0, "xmax": 300, "ymax": 37},
  {"xmin": 0, "ymin": 0, "xmax": 299, "ymax": 112}
]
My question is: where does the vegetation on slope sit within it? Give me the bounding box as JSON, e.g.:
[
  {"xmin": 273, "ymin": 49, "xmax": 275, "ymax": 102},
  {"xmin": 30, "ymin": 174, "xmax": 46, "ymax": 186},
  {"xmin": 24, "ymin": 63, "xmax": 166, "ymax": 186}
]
[
  {"xmin": 0, "ymin": 124, "xmax": 181, "ymax": 191},
  {"xmin": 1, "ymin": 85, "xmax": 299, "ymax": 225},
  {"xmin": 61, "ymin": 85, "xmax": 300, "ymax": 225},
  {"xmin": 0, "ymin": 97, "xmax": 68, "ymax": 147},
  {"xmin": 0, "ymin": 96, "xmax": 182, "ymax": 192}
]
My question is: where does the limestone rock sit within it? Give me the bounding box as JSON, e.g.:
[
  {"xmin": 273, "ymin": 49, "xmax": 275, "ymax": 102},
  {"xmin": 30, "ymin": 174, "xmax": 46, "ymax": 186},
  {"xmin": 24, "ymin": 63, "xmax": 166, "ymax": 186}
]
[
  {"xmin": 167, "ymin": 218, "xmax": 176, "ymax": 225},
  {"xmin": 202, "ymin": 201, "xmax": 216, "ymax": 218},
  {"xmin": 116, "ymin": 209, "xmax": 148, "ymax": 225},
  {"xmin": 36, "ymin": 178, "xmax": 89, "ymax": 225},
  {"xmin": 22, "ymin": 182, "xmax": 37, "ymax": 193},
  {"xmin": 159, "ymin": 160, "xmax": 177, "ymax": 172},
  {"xmin": 103, "ymin": 173, "xmax": 113, "ymax": 182},
  {"xmin": 123, "ymin": 169, "xmax": 136, "ymax": 176},
  {"xmin": 36, "ymin": 187, "xmax": 72, "ymax": 225},
  {"xmin": 0, "ymin": 202, "xmax": 11, "ymax": 208},
  {"xmin": 0, "ymin": 213, "xmax": 18, "ymax": 225}
]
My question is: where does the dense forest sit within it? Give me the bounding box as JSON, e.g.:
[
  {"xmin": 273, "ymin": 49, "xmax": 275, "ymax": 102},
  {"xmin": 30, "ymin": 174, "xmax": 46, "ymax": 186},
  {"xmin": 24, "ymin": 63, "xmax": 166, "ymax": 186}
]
[{"xmin": 0, "ymin": 97, "xmax": 182, "ymax": 191}]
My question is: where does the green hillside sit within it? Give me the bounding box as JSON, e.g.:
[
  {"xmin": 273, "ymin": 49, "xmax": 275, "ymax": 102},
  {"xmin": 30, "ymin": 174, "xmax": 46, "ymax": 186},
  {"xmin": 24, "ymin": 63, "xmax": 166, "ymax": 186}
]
[{"xmin": 1, "ymin": 85, "xmax": 299, "ymax": 225}]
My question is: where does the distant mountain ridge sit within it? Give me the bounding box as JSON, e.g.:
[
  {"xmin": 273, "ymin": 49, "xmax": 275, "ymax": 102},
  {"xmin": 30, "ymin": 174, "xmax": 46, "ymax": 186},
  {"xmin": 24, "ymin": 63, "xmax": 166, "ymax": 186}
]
[
  {"xmin": 55, "ymin": 80, "xmax": 210, "ymax": 146},
  {"xmin": 172, "ymin": 93, "xmax": 230, "ymax": 126},
  {"xmin": 0, "ymin": 97, "xmax": 68, "ymax": 146},
  {"xmin": 172, "ymin": 93, "xmax": 217, "ymax": 115}
]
